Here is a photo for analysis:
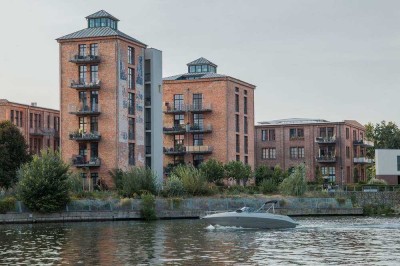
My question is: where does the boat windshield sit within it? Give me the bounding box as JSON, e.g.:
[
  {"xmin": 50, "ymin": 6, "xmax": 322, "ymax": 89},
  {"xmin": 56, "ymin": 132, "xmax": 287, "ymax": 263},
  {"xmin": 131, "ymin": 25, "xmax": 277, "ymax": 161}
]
[{"xmin": 236, "ymin": 207, "xmax": 254, "ymax": 213}]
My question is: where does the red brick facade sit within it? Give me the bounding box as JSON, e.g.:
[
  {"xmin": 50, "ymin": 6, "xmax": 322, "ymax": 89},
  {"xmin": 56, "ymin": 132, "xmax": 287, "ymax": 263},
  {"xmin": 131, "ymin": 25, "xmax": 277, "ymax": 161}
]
[
  {"xmin": 163, "ymin": 71, "xmax": 255, "ymax": 170},
  {"xmin": 0, "ymin": 99, "xmax": 60, "ymax": 154},
  {"xmin": 255, "ymin": 119, "xmax": 372, "ymax": 184},
  {"xmin": 58, "ymin": 12, "xmax": 148, "ymax": 189}
]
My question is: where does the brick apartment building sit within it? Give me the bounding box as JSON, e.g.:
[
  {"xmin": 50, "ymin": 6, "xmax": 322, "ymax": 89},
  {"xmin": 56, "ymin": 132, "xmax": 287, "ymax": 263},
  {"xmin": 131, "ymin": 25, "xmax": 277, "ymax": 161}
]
[
  {"xmin": 0, "ymin": 99, "xmax": 60, "ymax": 154},
  {"xmin": 57, "ymin": 10, "xmax": 163, "ymax": 189},
  {"xmin": 255, "ymin": 118, "xmax": 373, "ymax": 184},
  {"xmin": 162, "ymin": 58, "xmax": 256, "ymax": 171}
]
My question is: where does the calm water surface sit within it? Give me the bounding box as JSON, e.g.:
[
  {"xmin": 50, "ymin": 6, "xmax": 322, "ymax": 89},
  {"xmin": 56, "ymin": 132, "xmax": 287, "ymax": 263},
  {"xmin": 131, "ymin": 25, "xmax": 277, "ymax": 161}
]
[{"xmin": 0, "ymin": 216, "xmax": 399, "ymax": 265}]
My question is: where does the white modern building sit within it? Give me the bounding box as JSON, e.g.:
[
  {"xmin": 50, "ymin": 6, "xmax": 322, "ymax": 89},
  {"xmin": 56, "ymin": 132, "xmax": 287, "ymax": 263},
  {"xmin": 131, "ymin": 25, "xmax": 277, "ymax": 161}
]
[{"xmin": 375, "ymin": 149, "xmax": 400, "ymax": 185}]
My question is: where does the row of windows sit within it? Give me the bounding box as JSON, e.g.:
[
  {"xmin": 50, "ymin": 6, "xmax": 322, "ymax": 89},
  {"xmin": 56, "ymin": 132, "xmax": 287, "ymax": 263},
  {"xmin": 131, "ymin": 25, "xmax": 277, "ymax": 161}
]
[
  {"xmin": 261, "ymin": 127, "xmax": 365, "ymax": 141},
  {"xmin": 188, "ymin": 65, "xmax": 216, "ymax": 73},
  {"xmin": 78, "ymin": 117, "xmax": 98, "ymax": 132},
  {"xmin": 235, "ymin": 134, "xmax": 249, "ymax": 154},
  {"xmin": 88, "ymin": 18, "xmax": 117, "ymax": 29},
  {"xmin": 78, "ymin": 44, "xmax": 98, "ymax": 57},
  {"xmin": 236, "ymin": 155, "xmax": 249, "ymax": 165},
  {"xmin": 235, "ymin": 115, "xmax": 248, "ymax": 134},
  {"xmin": 79, "ymin": 65, "xmax": 99, "ymax": 83},
  {"xmin": 261, "ymin": 147, "xmax": 305, "ymax": 159},
  {"xmin": 173, "ymin": 134, "xmax": 205, "ymax": 146},
  {"xmin": 10, "ymin": 110, "xmax": 23, "ymax": 127},
  {"xmin": 346, "ymin": 146, "xmax": 366, "ymax": 158},
  {"xmin": 235, "ymin": 91, "xmax": 248, "ymax": 114},
  {"xmin": 173, "ymin": 93, "xmax": 203, "ymax": 108}
]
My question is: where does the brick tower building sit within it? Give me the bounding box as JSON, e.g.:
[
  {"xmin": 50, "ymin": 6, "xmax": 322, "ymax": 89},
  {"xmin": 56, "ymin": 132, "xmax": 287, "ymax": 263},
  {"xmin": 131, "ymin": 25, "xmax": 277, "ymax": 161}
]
[
  {"xmin": 57, "ymin": 10, "xmax": 163, "ymax": 189},
  {"xmin": 163, "ymin": 58, "xmax": 256, "ymax": 172}
]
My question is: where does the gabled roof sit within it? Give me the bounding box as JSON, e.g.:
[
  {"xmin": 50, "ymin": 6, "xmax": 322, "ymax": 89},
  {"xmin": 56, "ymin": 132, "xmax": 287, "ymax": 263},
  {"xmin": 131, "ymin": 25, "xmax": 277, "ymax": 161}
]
[
  {"xmin": 187, "ymin": 57, "xmax": 217, "ymax": 67},
  {"xmin": 86, "ymin": 10, "xmax": 119, "ymax": 21},
  {"xmin": 56, "ymin": 27, "xmax": 146, "ymax": 46}
]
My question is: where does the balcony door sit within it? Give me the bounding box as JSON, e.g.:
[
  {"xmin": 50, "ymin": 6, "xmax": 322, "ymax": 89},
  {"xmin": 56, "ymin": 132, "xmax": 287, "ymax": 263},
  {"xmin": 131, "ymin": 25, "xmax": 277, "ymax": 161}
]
[{"xmin": 193, "ymin": 93, "xmax": 203, "ymax": 109}]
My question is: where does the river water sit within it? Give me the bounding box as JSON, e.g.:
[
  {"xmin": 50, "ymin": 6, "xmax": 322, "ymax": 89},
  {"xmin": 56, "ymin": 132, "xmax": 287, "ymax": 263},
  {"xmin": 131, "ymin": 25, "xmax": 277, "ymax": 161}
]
[{"xmin": 0, "ymin": 216, "xmax": 399, "ymax": 265}]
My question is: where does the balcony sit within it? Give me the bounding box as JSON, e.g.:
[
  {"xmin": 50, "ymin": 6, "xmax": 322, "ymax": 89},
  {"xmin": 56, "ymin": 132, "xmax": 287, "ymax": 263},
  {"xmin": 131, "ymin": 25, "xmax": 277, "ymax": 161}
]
[
  {"xmin": 186, "ymin": 145, "xmax": 213, "ymax": 154},
  {"xmin": 69, "ymin": 54, "xmax": 100, "ymax": 64},
  {"xmin": 68, "ymin": 104, "xmax": 101, "ymax": 116},
  {"xmin": 163, "ymin": 104, "xmax": 187, "ymax": 114},
  {"xmin": 69, "ymin": 131, "xmax": 101, "ymax": 141},
  {"xmin": 188, "ymin": 103, "xmax": 212, "ymax": 113},
  {"xmin": 353, "ymin": 139, "xmax": 374, "ymax": 147},
  {"xmin": 315, "ymin": 136, "xmax": 336, "ymax": 144},
  {"xmin": 353, "ymin": 157, "xmax": 374, "ymax": 164},
  {"xmin": 163, "ymin": 125, "xmax": 186, "ymax": 134},
  {"xmin": 163, "ymin": 146, "xmax": 186, "ymax": 155},
  {"xmin": 72, "ymin": 156, "xmax": 101, "ymax": 168},
  {"xmin": 70, "ymin": 80, "xmax": 101, "ymax": 90},
  {"xmin": 316, "ymin": 155, "xmax": 336, "ymax": 163},
  {"xmin": 187, "ymin": 124, "xmax": 212, "ymax": 133},
  {"xmin": 29, "ymin": 127, "xmax": 46, "ymax": 136}
]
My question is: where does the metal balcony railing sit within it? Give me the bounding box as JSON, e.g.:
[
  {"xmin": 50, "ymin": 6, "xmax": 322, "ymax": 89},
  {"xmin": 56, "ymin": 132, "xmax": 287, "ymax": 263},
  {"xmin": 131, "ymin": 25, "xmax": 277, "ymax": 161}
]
[
  {"xmin": 315, "ymin": 136, "xmax": 336, "ymax": 144},
  {"xmin": 187, "ymin": 124, "xmax": 212, "ymax": 133},
  {"xmin": 353, "ymin": 157, "xmax": 374, "ymax": 164},
  {"xmin": 68, "ymin": 104, "xmax": 101, "ymax": 116},
  {"xmin": 353, "ymin": 139, "xmax": 374, "ymax": 147},
  {"xmin": 188, "ymin": 103, "xmax": 212, "ymax": 113},
  {"xmin": 163, "ymin": 125, "xmax": 186, "ymax": 134},
  {"xmin": 316, "ymin": 155, "xmax": 336, "ymax": 163},
  {"xmin": 186, "ymin": 145, "xmax": 213, "ymax": 154},
  {"xmin": 29, "ymin": 127, "xmax": 46, "ymax": 136},
  {"xmin": 71, "ymin": 156, "xmax": 101, "ymax": 168},
  {"xmin": 69, "ymin": 54, "xmax": 101, "ymax": 64},
  {"xmin": 69, "ymin": 131, "xmax": 101, "ymax": 141},
  {"xmin": 163, "ymin": 146, "xmax": 186, "ymax": 155},
  {"xmin": 163, "ymin": 104, "xmax": 187, "ymax": 113},
  {"xmin": 70, "ymin": 80, "xmax": 101, "ymax": 89}
]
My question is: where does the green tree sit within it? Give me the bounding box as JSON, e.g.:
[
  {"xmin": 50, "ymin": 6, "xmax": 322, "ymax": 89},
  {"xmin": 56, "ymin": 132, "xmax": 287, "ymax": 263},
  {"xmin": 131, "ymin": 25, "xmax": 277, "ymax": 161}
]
[
  {"xmin": 117, "ymin": 167, "xmax": 158, "ymax": 197},
  {"xmin": 224, "ymin": 161, "xmax": 252, "ymax": 185},
  {"xmin": 272, "ymin": 165, "xmax": 288, "ymax": 184},
  {"xmin": 0, "ymin": 121, "xmax": 31, "ymax": 188},
  {"xmin": 199, "ymin": 159, "xmax": 225, "ymax": 183},
  {"xmin": 279, "ymin": 164, "xmax": 307, "ymax": 196},
  {"xmin": 254, "ymin": 165, "xmax": 273, "ymax": 185},
  {"xmin": 365, "ymin": 121, "xmax": 400, "ymax": 157},
  {"xmin": 171, "ymin": 165, "xmax": 208, "ymax": 196},
  {"xmin": 17, "ymin": 150, "xmax": 71, "ymax": 213}
]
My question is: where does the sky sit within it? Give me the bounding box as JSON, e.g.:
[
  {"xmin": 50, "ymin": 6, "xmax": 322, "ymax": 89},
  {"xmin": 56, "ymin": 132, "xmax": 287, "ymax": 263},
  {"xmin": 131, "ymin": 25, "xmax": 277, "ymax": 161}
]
[{"xmin": 0, "ymin": 0, "xmax": 399, "ymax": 125}]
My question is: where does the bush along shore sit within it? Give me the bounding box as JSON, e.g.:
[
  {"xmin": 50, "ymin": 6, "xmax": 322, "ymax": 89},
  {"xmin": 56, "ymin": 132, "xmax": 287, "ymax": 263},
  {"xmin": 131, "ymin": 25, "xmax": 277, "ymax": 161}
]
[{"xmin": 0, "ymin": 152, "xmax": 399, "ymax": 223}]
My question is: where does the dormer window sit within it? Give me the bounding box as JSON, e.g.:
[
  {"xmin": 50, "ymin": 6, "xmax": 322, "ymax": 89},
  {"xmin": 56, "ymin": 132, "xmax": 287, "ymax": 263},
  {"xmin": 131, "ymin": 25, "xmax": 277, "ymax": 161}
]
[
  {"xmin": 187, "ymin": 57, "xmax": 218, "ymax": 74},
  {"xmin": 88, "ymin": 18, "xmax": 118, "ymax": 29}
]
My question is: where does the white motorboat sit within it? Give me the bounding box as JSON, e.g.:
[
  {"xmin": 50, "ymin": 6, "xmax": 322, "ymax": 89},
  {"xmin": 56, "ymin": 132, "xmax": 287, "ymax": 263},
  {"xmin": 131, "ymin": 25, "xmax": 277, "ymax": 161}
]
[{"xmin": 202, "ymin": 200, "xmax": 298, "ymax": 229}]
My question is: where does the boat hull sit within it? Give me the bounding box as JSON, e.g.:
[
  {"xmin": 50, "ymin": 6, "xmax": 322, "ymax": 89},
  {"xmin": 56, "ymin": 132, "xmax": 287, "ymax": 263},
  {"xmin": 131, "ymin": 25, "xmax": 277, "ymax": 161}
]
[{"xmin": 202, "ymin": 212, "xmax": 297, "ymax": 229}]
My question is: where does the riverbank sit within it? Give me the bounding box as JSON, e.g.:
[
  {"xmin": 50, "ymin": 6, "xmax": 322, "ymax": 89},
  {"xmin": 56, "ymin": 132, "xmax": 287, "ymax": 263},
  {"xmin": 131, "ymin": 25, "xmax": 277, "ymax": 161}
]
[{"xmin": 0, "ymin": 197, "xmax": 364, "ymax": 224}]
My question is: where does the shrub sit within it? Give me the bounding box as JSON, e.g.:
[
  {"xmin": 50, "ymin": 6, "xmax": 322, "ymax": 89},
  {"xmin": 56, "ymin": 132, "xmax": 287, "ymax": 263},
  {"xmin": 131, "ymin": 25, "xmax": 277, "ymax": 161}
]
[
  {"xmin": 199, "ymin": 159, "xmax": 225, "ymax": 183},
  {"xmin": 141, "ymin": 193, "xmax": 157, "ymax": 220},
  {"xmin": 68, "ymin": 173, "xmax": 84, "ymax": 193},
  {"xmin": 171, "ymin": 165, "xmax": 209, "ymax": 196},
  {"xmin": 17, "ymin": 150, "xmax": 71, "ymax": 213},
  {"xmin": 367, "ymin": 178, "xmax": 388, "ymax": 186},
  {"xmin": 0, "ymin": 196, "xmax": 16, "ymax": 214},
  {"xmin": 225, "ymin": 161, "xmax": 252, "ymax": 185},
  {"xmin": 279, "ymin": 164, "xmax": 307, "ymax": 196},
  {"xmin": 109, "ymin": 168, "xmax": 124, "ymax": 191},
  {"xmin": 164, "ymin": 175, "xmax": 185, "ymax": 197},
  {"xmin": 118, "ymin": 167, "xmax": 158, "ymax": 197},
  {"xmin": 259, "ymin": 179, "xmax": 278, "ymax": 194},
  {"xmin": 254, "ymin": 165, "xmax": 273, "ymax": 186}
]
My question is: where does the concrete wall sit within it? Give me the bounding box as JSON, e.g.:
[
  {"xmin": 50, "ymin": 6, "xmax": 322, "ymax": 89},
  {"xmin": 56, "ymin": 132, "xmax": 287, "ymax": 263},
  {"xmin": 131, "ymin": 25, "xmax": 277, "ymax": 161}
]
[{"xmin": 144, "ymin": 48, "xmax": 163, "ymax": 183}]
